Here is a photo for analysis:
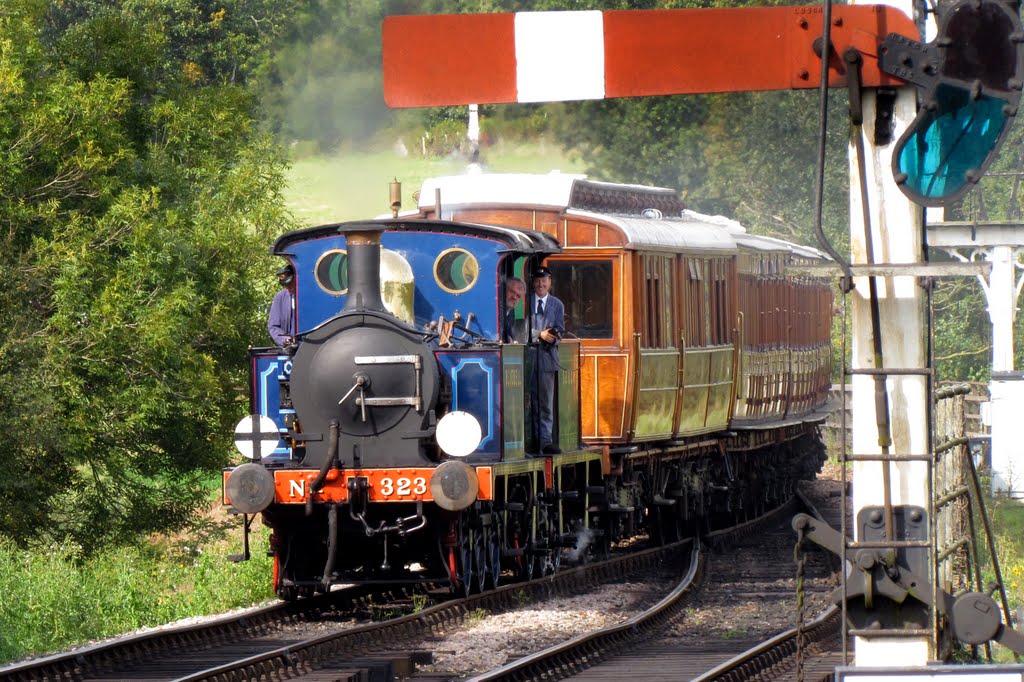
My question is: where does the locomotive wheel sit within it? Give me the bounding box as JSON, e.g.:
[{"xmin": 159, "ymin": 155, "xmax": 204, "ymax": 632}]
[
  {"xmin": 473, "ymin": 529, "xmax": 486, "ymax": 593},
  {"xmin": 593, "ymin": 515, "xmax": 612, "ymax": 562},
  {"xmin": 523, "ymin": 552, "xmax": 538, "ymax": 581},
  {"xmin": 655, "ymin": 505, "xmax": 681, "ymax": 545},
  {"xmin": 485, "ymin": 523, "xmax": 502, "ymax": 589},
  {"xmin": 458, "ymin": 521, "xmax": 474, "ymax": 597},
  {"xmin": 542, "ymin": 544, "xmax": 561, "ymax": 576},
  {"xmin": 538, "ymin": 509, "xmax": 560, "ymax": 576}
]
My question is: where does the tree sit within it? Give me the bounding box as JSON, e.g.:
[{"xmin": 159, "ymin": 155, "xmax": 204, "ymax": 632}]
[
  {"xmin": 548, "ymin": 89, "xmax": 851, "ymax": 250},
  {"xmin": 259, "ymin": 0, "xmax": 397, "ymax": 151},
  {"xmin": 0, "ymin": 0, "xmax": 295, "ymax": 551}
]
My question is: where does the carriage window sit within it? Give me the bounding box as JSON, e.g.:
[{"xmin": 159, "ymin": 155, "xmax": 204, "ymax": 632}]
[
  {"xmin": 709, "ymin": 258, "xmax": 730, "ymax": 345},
  {"xmin": 642, "ymin": 254, "xmax": 675, "ymax": 348},
  {"xmin": 683, "ymin": 257, "xmax": 707, "ymax": 347},
  {"xmin": 548, "ymin": 260, "xmax": 613, "ymax": 339}
]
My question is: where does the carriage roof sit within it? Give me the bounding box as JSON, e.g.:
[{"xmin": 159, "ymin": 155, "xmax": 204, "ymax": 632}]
[{"xmin": 416, "ymin": 173, "xmax": 829, "ymax": 261}]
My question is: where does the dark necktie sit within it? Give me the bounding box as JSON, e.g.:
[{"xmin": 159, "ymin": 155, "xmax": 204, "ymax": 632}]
[{"xmin": 536, "ymin": 299, "xmax": 544, "ymax": 317}]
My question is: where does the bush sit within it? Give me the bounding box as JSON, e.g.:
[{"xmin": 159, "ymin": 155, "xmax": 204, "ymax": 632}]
[{"xmin": 0, "ymin": 524, "xmax": 274, "ymax": 664}]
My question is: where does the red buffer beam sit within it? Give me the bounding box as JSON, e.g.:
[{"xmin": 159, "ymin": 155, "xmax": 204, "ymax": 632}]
[{"xmin": 383, "ymin": 6, "xmax": 918, "ymax": 108}]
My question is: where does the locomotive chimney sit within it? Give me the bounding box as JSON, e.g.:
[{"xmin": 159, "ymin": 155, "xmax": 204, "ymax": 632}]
[{"xmin": 341, "ymin": 226, "xmax": 386, "ymax": 313}]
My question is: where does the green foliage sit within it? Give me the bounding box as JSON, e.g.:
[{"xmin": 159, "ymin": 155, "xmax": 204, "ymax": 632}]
[
  {"xmin": 0, "ymin": 526, "xmax": 274, "ymax": 663},
  {"xmin": 260, "ymin": 0, "xmax": 394, "ymax": 151},
  {"xmin": 284, "ymin": 143, "xmax": 585, "ymax": 225},
  {"xmin": 933, "ymin": 276, "xmax": 992, "ymax": 382},
  {"xmin": 0, "ymin": 0, "xmax": 295, "ymax": 552},
  {"xmin": 549, "ymin": 88, "xmax": 851, "ymax": 248}
]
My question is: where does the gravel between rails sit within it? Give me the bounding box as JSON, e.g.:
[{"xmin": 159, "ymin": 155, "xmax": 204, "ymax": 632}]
[{"xmin": 411, "ymin": 474, "xmax": 844, "ymax": 680}]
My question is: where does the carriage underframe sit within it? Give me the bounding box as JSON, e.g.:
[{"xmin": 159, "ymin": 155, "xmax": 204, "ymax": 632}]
[{"xmin": 264, "ymin": 421, "xmax": 826, "ymax": 599}]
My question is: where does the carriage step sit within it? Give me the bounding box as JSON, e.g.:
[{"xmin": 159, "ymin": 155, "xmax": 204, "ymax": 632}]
[
  {"xmin": 652, "ymin": 495, "xmax": 676, "ymax": 507},
  {"xmin": 503, "ymin": 502, "xmax": 525, "ymax": 512},
  {"xmin": 559, "ymin": 490, "xmax": 579, "ymax": 499},
  {"xmin": 503, "ymin": 547, "xmax": 526, "ymax": 557},
  {"xmin": 586, "ymin": 486, "xmax": 606, "ymax": 494}
]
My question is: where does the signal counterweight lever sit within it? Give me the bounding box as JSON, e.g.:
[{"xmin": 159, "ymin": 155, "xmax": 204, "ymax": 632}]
[{"xmin": 792, "ymin": 513, "xmax": 1024, "ymax": 655}]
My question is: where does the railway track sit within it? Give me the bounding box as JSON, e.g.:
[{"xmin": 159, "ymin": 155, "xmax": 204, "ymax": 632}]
[
  {"xmin": 0, "ymin": 539, "xmax": 679, "ymax": 681},
  {"xmin": 2, "ymin": 479, "xmax": 844, "ymax": 682},
  {"xmin": 0, "ymin": 584, "xmax": 420, "ymax": 682},
  {"xmin": 460, "ymin": 477, "xmax": 846, "ymax": 682}
]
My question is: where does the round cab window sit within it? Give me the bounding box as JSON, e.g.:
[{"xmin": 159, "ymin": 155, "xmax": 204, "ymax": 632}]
[
  {"xmin": 434, "ymin": 248, "xmax": 478, "ymax": 294},
  {"xmin": 315, "ymin": 249, "xmax": 348, "ymax": 295}
]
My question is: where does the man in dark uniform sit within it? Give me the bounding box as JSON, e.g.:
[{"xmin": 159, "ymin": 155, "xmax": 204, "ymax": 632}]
[
  {"xmin": 267, "ymin": 264, "xmax": 295, "ymax": 346},
  {"xmin": 529, "ymin": 267, "xmax": 565, "ymax": 454}
]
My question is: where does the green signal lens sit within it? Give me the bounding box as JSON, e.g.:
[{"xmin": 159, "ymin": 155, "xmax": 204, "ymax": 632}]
[
  {"xmin": 880, "ymin": 0, "xmax": 1024, "ymax": 207},
  {"xmin": 895, "ymin": 86, "xmax": 1008, "ymax": 203}
]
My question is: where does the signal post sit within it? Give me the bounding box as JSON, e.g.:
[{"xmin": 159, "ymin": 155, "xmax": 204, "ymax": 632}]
[{"xmin": 846, "ymin": 9, "xmax": 931, "ymax": 663}]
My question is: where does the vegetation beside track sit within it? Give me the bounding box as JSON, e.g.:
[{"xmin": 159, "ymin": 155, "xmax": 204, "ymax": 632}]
[
  {"xmin": 0, "ymin": 509, "xmax": 272, "ymax": 665},
  {"xmin": 984, "ymin": 496, "xmax": 1024, "ymax": 662}
]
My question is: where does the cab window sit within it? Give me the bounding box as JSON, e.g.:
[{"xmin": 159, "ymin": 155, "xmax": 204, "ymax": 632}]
[{"xmin": 548, "ymin": 260, "xmax": 613, "ymax": 339}]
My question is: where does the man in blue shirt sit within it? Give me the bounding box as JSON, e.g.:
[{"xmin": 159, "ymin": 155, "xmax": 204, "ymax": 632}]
[
  {"xmin": 529, "ymin": 267, "xmax": 565, "ymax": 455},
  {"xmin": 268, "ymin": 264, "xmax": 295, "ymax": 346}
]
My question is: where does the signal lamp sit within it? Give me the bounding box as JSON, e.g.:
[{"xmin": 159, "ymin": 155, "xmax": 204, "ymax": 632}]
[{"xmin": 880, "ymin": 0, "xmax": 1024, "ymax": 205}]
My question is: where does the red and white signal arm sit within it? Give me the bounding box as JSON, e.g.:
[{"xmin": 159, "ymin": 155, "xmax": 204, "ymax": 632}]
[{"xmin": 383, "ymin": 6, "xmax": 918, "ymax": 108}]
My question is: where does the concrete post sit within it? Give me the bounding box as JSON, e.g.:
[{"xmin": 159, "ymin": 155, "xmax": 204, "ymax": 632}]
[{"xmin": 848, "ymin": 57, "xmax": 932, "ymax": 669}]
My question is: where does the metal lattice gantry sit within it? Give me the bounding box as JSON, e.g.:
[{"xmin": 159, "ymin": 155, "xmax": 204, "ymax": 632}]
[{"xmin": 928, "ymin": 211, "xmax": 1024, "ymax": 498}]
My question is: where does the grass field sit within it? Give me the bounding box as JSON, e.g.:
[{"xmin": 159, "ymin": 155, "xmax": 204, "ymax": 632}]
[{"xmin": 284, "ymin": 141, "xmax": 585, "ymax": 225}]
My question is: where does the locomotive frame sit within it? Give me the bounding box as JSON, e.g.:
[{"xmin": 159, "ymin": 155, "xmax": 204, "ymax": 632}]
[{"xmin": 223, "ymin": 172, "xmax": 833, "ymax": 599}]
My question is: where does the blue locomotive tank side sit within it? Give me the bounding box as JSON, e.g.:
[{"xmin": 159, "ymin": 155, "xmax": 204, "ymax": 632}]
[
  {"xmin": 435, "ymin": 350, "xmax": 502, "ymax": 460},
  {"xmin": 248, "ymin": 350, "xmax": 291, "ymax": 461}
]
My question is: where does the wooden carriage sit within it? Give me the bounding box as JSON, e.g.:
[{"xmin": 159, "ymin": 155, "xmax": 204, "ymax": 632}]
[{"xmin": 407, "ymin": 172, "xmax": 833, "ymax": 449}]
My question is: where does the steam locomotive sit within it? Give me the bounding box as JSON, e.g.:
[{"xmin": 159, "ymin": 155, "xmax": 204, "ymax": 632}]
[{"xmin": 223, "ymin": 172, "xmax": 833, "ymax": 599}]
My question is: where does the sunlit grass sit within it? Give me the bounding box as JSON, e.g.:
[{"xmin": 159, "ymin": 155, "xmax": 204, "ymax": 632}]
[
  {"xmin": 284, "ymin": 140, "xmax": 585, "ymax": 225},
  {"xmin": 985, "ymin": 496, "xmax": 1024, "ymax": 652},
  {"xmin": 0, "ymin": 511, "xmax": 273, "ymax": 664}
]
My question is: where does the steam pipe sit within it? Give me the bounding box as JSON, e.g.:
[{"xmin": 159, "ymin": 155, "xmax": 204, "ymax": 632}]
[
  {"xmin": 322, "ymin": 503, "xmax": 338, "ymax": 588},
  {"xmin": 306, "ymin": 419, "xmax": 338, "ymax": 517}
]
